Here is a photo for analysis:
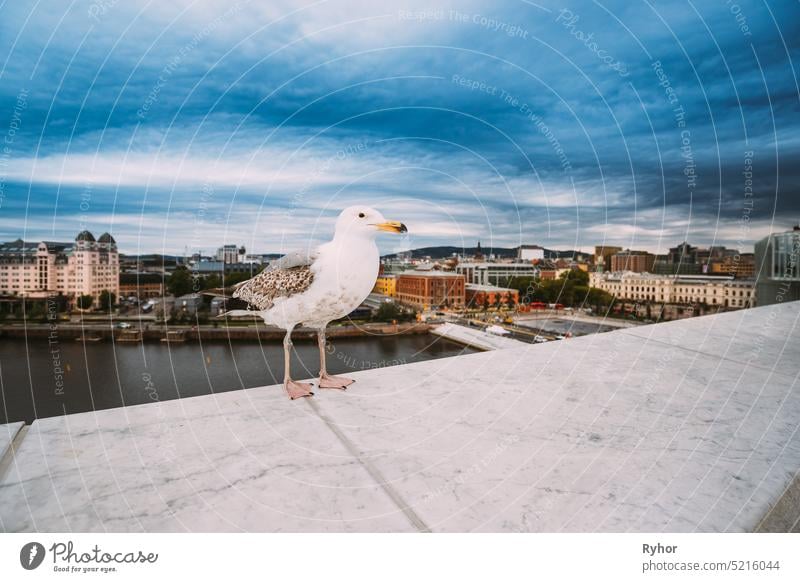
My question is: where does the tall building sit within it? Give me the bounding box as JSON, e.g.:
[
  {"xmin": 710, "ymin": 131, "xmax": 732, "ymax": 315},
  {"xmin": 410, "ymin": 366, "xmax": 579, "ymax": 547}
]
[
  {"xmin": 216, "ymin": 244, "xmax": 245, "ymax": 264},
  {"xmin": 668, "ymin": 242, "xmax": 698, "ymax": 265},
  {"xmin": 593, "ymin": 245, "xmax": 622, "ymax": 270},
  {"xmin": 474, "ymin": 241, "xmax": 484, "ymax": 261},
  {"xmin": 754, "ymin": 226, "xmax": 800, "ymax": 305},
  {"xmin": 396, "ymin": 271, "xmax": 465, "ymax": 310},
  {"xmin": 0, "ymin": 231, "xmax": 120, "ymax": 305},
  {"xmin": 609, "ymin": 250, "xmax": 655, "ymax": 273}
]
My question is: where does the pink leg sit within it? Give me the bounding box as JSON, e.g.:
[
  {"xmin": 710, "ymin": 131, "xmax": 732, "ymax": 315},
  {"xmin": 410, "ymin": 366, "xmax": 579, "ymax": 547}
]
[{"xmin": 317, "ymin": 327, "xmax": 354, "ymax": 390}]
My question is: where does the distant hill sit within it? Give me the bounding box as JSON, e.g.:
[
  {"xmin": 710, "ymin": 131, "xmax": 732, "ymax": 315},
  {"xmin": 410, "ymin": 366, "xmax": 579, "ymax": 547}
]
[{"xmin": 382, "ymin": 246, "xmax": 591, "ymax": 261}]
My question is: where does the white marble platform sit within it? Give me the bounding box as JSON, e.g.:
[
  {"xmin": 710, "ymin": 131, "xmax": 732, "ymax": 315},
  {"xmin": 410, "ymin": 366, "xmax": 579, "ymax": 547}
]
[
  {"xmin": 1, "ymin": 302, "xmax": 798, "ymax": 532},
  {"xmin": 431, "ymin": 322, "xmax": 526, "ymax": 351},
  {"xmin": 0, "ymin": 422, "xmax": 23, "ymax": 463}
]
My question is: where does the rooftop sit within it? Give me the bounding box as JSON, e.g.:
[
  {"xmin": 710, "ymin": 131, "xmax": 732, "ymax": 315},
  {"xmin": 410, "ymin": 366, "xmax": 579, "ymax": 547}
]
[
  {"xmin": 465, "ymin": 283, "xmax": 517, "ymax": 292},
  {"xmin": 597, "ymin": 271, "xmax": 739, "ymax": 282},
  {"xmin": 1, "ymin": 302, "xmax": 798, "ymax": 532},
  {"xmin": 401, "ymin": 270, "xmax": 464, "ymax": 278},
  {"xmin": 457, "ymin": 262, "xmax": 537, "ymax": 268}
]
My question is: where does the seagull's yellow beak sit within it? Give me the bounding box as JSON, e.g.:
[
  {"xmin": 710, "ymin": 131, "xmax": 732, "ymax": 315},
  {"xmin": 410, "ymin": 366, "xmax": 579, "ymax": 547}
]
[{"xmin": 374, "ymin": 221, "xmax": 408, "ymax": 234}]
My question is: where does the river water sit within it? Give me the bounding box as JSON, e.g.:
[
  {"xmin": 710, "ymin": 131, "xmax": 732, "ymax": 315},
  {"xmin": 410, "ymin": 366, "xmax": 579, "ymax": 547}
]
[{"xmin": 0, "ymin": 335, "xmax": 477, "ymax": 424}]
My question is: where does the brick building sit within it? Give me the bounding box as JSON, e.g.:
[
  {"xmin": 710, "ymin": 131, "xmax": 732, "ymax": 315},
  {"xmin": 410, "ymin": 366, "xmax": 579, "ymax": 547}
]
[
  {"xmin": 119, "ymin": 272, "xmax": 165, "ymax": 300},
  {"xmin": 396, "ymin": 271, "xmax": 465, "ymax": 310},
  {"xmin": 609, "ymin": 250, "xmax": 655, "ymax": 273},
  {"xmin": 465, "ymin": 284, "xmax": 519, "ymax": 308}
]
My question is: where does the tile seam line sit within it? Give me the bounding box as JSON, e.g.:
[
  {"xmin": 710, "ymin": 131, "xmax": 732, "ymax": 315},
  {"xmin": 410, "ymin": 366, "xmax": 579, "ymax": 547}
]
[
  {"xmin": 0, "ymin": 424, "xmax": 29, "ymax": 484},
  {"xmin": 305, "ymin": 398, "xmax": 431, "ymax": 533},
  {"xmin": 618, "ymin": 330, "xmax": 799, "ymax": 379}
]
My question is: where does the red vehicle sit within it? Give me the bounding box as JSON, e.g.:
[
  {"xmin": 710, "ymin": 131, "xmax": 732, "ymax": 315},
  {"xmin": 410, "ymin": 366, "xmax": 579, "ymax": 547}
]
[{"xmin": 529, "ymin": 302, "xmax": 547, "ymax": 310}]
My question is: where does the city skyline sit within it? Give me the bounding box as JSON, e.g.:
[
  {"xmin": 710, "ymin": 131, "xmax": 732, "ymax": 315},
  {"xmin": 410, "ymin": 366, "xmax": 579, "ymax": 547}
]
[
  {"xmin": 0, "ymin": 1, "xmax": 798, "ymax": 255},
  {"xmin": 0, "ymin": 227, "xmax": 773, "ymax": 258}
]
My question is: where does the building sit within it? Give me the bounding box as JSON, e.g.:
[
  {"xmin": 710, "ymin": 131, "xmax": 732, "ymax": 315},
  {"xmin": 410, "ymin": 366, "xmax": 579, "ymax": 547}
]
[
  {"xmin": 454, "ymin": 262, "xmax": 538, "ymax": 286},
  {"xmin": 517, "ymin": 245, "xmax": 545, "ymax": 262},
  {"xmin": 590, "ymin": 271, "xmax": 755, "ymax": 309},
  {"xmin": 668, "ymin": 242, "xmax": 698, "ymax": 265},
  {"xmin": 216, "ymin": 244, "xmax": 245, "ymax": 264},
  {"xmin": 538, "ymin": 268, "xmax": 572, "ymax": 280},
  {"xmin": 708, "ymin": 253, "xmax": 755, "ymax": 278},
  {"xmin": 652, "ymin": 258, "xmax": 702, "ymax": 275},
  {"xmin": 191, "ymin": 260, "xmax": 261, "ymax": 276},
  {"xmin": 119, "ymin": 253, "xmax": 181, "ymax": 274},
  {"xmin": 465, "ymin": 284, "xmax": 519, "ymax": 308},
  {"xmin": 754, "ymin": 226, "xmax": 800, "ymax": 305},
  {"xmin": 609, "ymin": 250, "xmax": 655, "ymax": 273},
  {"xmin": 593, "ymin": 246, "xmax": 622, "ymax": 270},
  {"xmin": 0, "ymin": 231, "xmax": 119, "ymax": 306},
  {"xmin": 175, "ymin": 293, "xmax": 204, "ymax": 315},
  {"xmin": 396, "ymin": 271, "xmax": 465, "ymax": 310},
  {"xmin": 372, "ymin": 274, "xmax": 397, "ymax": 297},
  {"xmin": 651, "ymin": 242, "xmax": 702, "ymax": 275},
  {"xmin": 119, "ymin": 273, "xmax": 164, "ymax": 300}
]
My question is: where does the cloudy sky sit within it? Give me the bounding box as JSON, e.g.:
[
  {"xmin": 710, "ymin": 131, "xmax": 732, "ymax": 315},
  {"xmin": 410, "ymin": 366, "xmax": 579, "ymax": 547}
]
[{"xmin": 0, "ymin": 0, "xmax": 797, "ymax": 256}]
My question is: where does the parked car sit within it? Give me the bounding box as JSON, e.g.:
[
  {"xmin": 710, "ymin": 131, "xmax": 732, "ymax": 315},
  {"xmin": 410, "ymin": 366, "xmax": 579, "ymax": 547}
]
[{"xmin": 116, "ymin": 322, "xmax": 132, "ymax": 329}]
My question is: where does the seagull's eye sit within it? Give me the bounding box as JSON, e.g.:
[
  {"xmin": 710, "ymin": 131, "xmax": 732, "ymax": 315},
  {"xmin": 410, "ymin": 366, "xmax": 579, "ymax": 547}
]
[{"xmin": 358, "ymin": 212, "xmax": 365, "ymax": 218}]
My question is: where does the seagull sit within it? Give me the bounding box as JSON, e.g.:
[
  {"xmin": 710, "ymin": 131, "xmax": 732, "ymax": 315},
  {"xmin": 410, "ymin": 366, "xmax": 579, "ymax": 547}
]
[{"xmin": 214, "ymin": 207, "xmax": 407, "ymax": 399}]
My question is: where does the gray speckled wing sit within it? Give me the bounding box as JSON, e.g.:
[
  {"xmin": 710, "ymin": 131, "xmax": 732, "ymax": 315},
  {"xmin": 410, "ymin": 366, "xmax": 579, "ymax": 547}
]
[
  {"xmin": 232, "ymin": 265, "xmax": 314, "ymax": 311},
  {"xmin": 265, "ymin": 250, "xmax": 318, "ymax": 271}
]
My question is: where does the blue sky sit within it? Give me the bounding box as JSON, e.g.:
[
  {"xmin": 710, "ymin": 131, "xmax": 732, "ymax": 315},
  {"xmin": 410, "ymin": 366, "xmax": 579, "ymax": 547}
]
[{"xmin": 0, "ymin": 0, "xmax": 797, "ymax": 256}]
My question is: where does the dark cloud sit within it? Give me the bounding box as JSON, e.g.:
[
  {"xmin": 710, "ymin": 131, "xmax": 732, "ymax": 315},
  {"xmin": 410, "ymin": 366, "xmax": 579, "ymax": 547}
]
[{"xmin": 0, "ymin": 0, "xmax": 797, "ymax": 253}]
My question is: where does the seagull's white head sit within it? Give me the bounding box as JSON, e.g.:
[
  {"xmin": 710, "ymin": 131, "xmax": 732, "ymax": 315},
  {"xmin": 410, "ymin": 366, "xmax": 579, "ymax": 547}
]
[{"xmin": 334, "ymin": 206, "xmax": 407, "ymax": 240}]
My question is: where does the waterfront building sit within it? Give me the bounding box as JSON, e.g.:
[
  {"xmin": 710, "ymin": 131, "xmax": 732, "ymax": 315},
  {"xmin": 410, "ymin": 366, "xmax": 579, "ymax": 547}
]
[
  {"xmin": 754, "ymin": 226, "xmax": 800, "ymax": 305},
  {"xmin": 589, "ymin": 271, "xmax": 755, "ymax": 309},
  {"xmin": 396, "ymin": 271, "xmax": 465, "ymax": 310},
  {"xmin": 0, "ymin": 231, "xmax": 119, "ymax": 305},
  {"xmin": 119, "ymin": 272, "xmax": 164, "ymax": 300}
]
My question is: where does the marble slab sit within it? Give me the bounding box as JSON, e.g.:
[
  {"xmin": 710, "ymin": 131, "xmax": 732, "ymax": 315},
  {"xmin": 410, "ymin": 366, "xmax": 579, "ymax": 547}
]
[
  {"xmin": 619, "ymin": 302, "xmax": 800, "ymax": 378},
  {"xmin": 2, "ymin": 302, "xmax": 798, "ymax": 532},
  {"xmin": 0, "ymin": 421, "xmax": 24, "ymax": 462},
  {"xmin": 314, "ymin": 303, "xmax": 800, "ymax": 532},
  {"xmin": 0, "ymin": 387, "xmax": 415, "ymax": 532}
]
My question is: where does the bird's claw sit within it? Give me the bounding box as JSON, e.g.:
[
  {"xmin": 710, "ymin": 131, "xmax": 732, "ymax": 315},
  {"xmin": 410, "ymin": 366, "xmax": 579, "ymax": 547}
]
[
  {"xmin": 285, "ymin": 380, "xmax": 314, "ymax": 400},
  {"xmin": 318, "ymin": 373, "xmax": 355, "ymax": 390}
]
